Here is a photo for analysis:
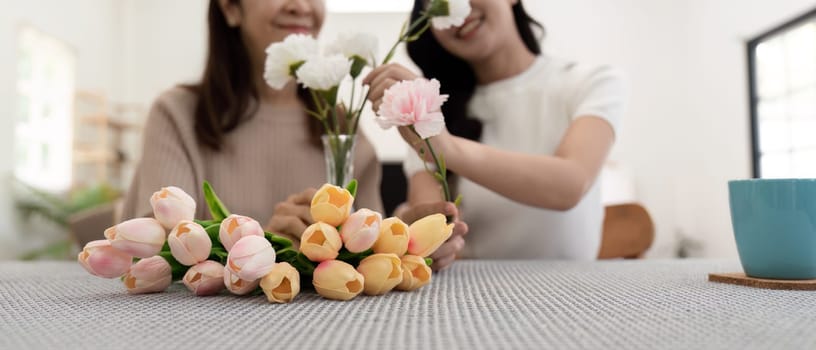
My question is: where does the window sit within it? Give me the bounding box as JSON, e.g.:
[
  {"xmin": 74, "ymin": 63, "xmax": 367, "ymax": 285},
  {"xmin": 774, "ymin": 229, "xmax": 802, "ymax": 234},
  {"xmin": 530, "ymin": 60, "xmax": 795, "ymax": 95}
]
[
  {"xmin": 748, "ymin": 8, "xmax": 816, "ymax": 178},
  {"xmin": 14, "ymin": 26, "xmax": 76, "ymax": 191}
]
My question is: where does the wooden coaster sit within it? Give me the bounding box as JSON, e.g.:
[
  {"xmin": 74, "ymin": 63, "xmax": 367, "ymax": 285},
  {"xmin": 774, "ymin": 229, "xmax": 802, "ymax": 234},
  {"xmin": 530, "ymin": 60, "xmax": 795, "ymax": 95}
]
[{"xmin": 708, "ymin": 273, "xmax": 816, "ymax": 291}]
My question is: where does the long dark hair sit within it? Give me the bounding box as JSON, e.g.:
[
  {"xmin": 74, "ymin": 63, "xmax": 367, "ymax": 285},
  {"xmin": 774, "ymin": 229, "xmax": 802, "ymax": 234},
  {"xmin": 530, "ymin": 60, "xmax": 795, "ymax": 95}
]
[
  {"xmin": 407, "ymin": 0, "xmax": 544, "ymax": 141},
  {"xmin": 186, "ymin": 0, "xmax": 321, "ymax": 150}
]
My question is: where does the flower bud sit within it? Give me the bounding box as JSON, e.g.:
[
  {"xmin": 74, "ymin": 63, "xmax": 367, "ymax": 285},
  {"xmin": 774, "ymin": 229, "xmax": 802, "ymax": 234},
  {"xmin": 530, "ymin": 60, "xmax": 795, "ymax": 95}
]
[
  {"xmin": 104, "ymin": 218, "xmax": 166, "ymax": 258},
  {"xmin": 313, "ymin": 260, "xmax": 364, "ymax": 301},
  {"xmin": 407, "ymin": 214, "xmax": 454, "ymax": 257},
  {"xmin": 77, "ymin": 240, "xmax": 132, "ymax": 278},
  {"xmin": 300, "ymin": 222, "xmax": 343, "ymax": 262},
  {"xmin": 224, "ymin": 265, "xmax": 260, "ymax": 295},
  {"xmin": 183, "ymin": 260, "xmax": 225, "ymax": 296},
  {"xmin": 396, "ymin": 255, "xmax": 432, "ymax": 291},
  {"xmin": 123, "ymin": 256, "xmax": 172, "ymax": 294},
  {"xmin": 219, "ymin": 214, "xmax": 264, "ymax": 251},
  {"xmin": 150, "ymin": 186, "xmax": 196, "ymax": 229},
  {"xmin": 260, "ymin": 262, "xmax": 301, "ymax": 303},
  {"xmin": 310, "ymin": 184, "xmax": 354, "ymax": 227},
  {"xmin": 357, "ymin": 253, "xmax": 403, "ymax": 296},
  {"xmin": 340, "ymin": 209, "xmax": 381, "ymax": 253},
  {"xmin": 226, "ymin": 236, "xmax": 277, "ymax": 281},
  {"xmin": 372, "ymin": 217, "xmax": 409, "ymax": 256},
  {"xmin": 168, "ymin": 221, "xmax": 212, "ymax": 266}
]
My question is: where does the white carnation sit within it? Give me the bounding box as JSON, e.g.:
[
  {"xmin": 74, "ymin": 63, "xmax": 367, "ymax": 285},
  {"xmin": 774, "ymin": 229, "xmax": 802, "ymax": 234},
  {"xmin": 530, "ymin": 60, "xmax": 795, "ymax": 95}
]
[
  {"xmin": 296, "ymin": 54, "xmax": 352, "ymax": 91},
  {"xmin": 326, "ymin": 32, "xmax": 378, "ymax": 65},
  {"xmin": 430, "ymin": 0, "xmax": 471, "ymax": 30},
  {"xmin": 263, "ymin": 34, "xmax": 319, "ymax": 89}
]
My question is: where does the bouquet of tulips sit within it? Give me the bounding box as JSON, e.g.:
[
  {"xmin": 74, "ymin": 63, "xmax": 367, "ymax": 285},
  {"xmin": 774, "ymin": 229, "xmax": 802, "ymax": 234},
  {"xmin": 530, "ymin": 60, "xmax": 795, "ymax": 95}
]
[{"xmin": 77, "ymin": 180, "xmax": 453, "ymax": 302}]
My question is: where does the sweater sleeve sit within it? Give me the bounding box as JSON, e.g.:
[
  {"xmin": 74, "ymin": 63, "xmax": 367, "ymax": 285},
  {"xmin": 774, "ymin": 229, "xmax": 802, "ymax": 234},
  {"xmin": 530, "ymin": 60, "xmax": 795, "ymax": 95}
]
[{"xmin": 121, "ymin": 91, "xmax": 199, "ymax": 220}]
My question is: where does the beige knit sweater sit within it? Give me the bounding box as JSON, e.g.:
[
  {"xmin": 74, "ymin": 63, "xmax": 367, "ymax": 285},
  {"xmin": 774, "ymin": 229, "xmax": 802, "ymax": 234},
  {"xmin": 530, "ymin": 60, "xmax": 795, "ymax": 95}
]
[{"xmin": 121, "ymin": 87, "xmax": 383, "ymax": 224}]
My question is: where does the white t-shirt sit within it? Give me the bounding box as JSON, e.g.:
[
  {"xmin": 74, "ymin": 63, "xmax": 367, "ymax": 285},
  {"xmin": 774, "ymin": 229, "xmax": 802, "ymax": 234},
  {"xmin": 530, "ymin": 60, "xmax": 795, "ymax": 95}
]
[{"xmin": 404, "ymin": 56, "xmax": 626, "ymax": 260}]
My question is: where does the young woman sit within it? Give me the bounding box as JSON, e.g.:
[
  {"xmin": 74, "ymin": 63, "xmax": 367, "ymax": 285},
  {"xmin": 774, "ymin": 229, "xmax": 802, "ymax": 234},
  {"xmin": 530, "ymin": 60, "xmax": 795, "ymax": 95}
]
[
  {"xmin": 365, "ymin": 0, "xmax": 626, "ymax": 260},
  {"xmin": 122, "ymin": 0, "xmax": 465, "ymax": 270}
]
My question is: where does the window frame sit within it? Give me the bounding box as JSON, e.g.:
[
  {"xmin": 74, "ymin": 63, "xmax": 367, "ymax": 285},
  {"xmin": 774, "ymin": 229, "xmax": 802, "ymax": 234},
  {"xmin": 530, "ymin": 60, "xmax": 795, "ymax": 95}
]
[{"xmin": 747, "ymin": 6, "xmax": 816, "ymax": 178}]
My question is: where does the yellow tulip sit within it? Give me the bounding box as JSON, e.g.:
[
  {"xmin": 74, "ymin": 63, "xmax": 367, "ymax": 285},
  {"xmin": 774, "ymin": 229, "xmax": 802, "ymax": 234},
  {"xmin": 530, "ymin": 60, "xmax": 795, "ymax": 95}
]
[
  {"xmin": 260, "ymin": 262, "xmax": 301, "ymax": 303},
  {"xmin": 357, "ymin": 253, "xmax": 403, "ymax": 296},
  {"xmin": 407, "ymin": 214, "xmax": 454, "ymax": 257},
  {"xmin": 310, "ymin": 184, "xmax": 354, "ymax": 227},
  {"xmin": 372, "ymin": 217, "xmax": 409, "ymax": 256},
  {"xmin": 313, "ymin": 260, "xmax": 365, "ymax": 301},
  {"xmin": 300, "ymin": 222, "xmax": 343, "ymax": 262},
  {"xmin": 396, "ymin": 255, "xmax": 432, "ymax": 291}
]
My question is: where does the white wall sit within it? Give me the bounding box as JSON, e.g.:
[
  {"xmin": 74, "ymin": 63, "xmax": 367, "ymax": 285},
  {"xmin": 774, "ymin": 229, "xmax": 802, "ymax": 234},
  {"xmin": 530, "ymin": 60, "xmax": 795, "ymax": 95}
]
[
  {"xmin": 527, "ymin": 0, "xmax": 815, "ymax": 258},
  {"xmin": 120, "ymin": 0, "xmax": 207, "ymax": 106},
  {"xmin": 0, "ymin": 0, "xmax": 122, "ymax": 259}
]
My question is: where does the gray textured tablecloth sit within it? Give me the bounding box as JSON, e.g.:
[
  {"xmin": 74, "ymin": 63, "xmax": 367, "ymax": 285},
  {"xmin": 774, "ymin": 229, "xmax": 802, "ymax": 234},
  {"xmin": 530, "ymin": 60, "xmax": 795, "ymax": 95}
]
[{"xmin": 1, "ymin": 260, "xmax": 814, "ymax": 349}]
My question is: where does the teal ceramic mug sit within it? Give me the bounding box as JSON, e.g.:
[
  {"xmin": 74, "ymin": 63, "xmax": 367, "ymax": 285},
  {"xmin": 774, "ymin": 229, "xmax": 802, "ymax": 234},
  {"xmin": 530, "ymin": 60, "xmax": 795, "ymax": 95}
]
[{"xmin": 728, "ymin": 179, "xmax": 816, "ymax": 279}]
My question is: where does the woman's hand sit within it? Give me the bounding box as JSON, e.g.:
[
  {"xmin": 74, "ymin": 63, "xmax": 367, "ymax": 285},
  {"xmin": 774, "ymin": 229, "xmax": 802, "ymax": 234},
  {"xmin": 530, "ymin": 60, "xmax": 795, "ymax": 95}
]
[
  {"xmin": 397, "ymin": 201, "xmax": 468, "ymax": 272},
  {"xmin": 363, "ymin": 63, "xmax": 419, "ymax": 112},
  {"xmin": 266, "ymin": 187, "xmax": 317, "ymax": 249}
]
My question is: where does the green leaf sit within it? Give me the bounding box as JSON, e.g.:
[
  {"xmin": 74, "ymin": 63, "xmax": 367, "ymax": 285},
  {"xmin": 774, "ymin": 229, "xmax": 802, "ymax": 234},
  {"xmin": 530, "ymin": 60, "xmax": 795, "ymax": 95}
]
[
  {"xmin": 336, "ymin": 247, "xmax": 374, "ymax": 266},
  {"xmin": 454, "ymin": 194, "xmax": 463, "ymax": 207},
  {"xmin": 265, "ymin": 231, "xmax": 294, "ymax": 250},
  {"xmin": 345, "ymin": 179, "xmax": 358, "ymax": 198},
  {"xmin": 349, "ymin": 56, "xmax": 367, "ymax": 79},
  {"xmin": 202, "ymin": 181, "xmax": 231, "ymax": 221},
  {"xmin": 293, "ymin": 253, "xmax": 317, "ymax": 277},
  {"xmin": 276, "ymin": 248, "xmax": 299, "ymax": 264},
  {"xmin": 208, "ymin": 248, "xmax": 229, "ymax": 265},
  {"xmin": 322, "ymin": 86, "xmax": 340, "ymax": 109},
  {"xmin": 434, "ymin": 172, "xmax": 445, "ymax": 182},
  {"xmin": 205, "ymin": 224, "xmax": 225, "ymax": 250},
  {"xmin": 194, "ymin": 219, "xmax": 218, "ymax": 227},
  {"xmin": 289, "ymin": 60, "xmax": 306, "ymax": 76},
  {"xmin": 425, "ymin": 257, "xmax": 433, "ymax": 266},
  {"xmin": 425, "ymin": 0, "xmax": 450, "ymax": 16},
  {"xmin": 158, "ymin": 251, "xmax": 189, "ymax": 281}
]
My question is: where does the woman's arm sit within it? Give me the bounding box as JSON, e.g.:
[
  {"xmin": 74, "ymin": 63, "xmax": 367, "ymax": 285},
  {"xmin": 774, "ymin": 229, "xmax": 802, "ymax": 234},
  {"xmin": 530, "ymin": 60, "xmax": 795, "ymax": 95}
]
[{"xmin": 402, "ymin": 116, "xmax": 615, "ymax": 210}]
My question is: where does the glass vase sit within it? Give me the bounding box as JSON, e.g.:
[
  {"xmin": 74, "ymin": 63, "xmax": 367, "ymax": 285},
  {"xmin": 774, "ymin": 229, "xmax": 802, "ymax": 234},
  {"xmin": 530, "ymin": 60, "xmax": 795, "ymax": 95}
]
[{"xmin": 321, "ymin": 134, "xmax": 356, "ymax": 187}]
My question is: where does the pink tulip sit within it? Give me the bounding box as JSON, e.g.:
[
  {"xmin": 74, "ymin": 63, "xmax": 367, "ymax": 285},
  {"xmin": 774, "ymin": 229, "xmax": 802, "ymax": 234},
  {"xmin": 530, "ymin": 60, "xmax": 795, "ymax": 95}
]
[
  {"xmin": 224, "ymin": 265, "xmax": 260, "ymax": 295},
  {"xmin": 104, "ymin": 218, "xmax": 166, "ymax": 258},
  {"xmin": 340, "ymin": 208, "xmax": 381, "ymax": 253},
  {"xmin": 168, "ymin": 221, "xmax": 212, "ymax": 266},
  {"xmin": 226, "ymin": 236, "xmax": 277, "ymax": 281},
  {"xmin": 77, "ymin": 240, "xmax": 132, "ymax": 278},
  {"xmin": 183, "ymin": 260, "xmax": 225, "ymax": 296},
  {"xmin": 123, "ymin": 256, "xmax": 172, "ymax": 294},
  {"xmin": 375, "ymin": 78, "xmax": 448, "ymax": 139},
  {"xmin": 219, "ymin": 214, "xmax": 264, "ymax": 251},
  {"xmin": 150, "ymin": 186, "xmax": 196, "ymax": 229}
]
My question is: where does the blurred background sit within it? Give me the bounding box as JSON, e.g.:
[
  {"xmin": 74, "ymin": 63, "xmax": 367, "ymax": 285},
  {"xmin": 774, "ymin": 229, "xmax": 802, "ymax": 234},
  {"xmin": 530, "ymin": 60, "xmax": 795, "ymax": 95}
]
[{"xmin": 0, "ymin": 0, "xmax": 814, "ymax": 260}]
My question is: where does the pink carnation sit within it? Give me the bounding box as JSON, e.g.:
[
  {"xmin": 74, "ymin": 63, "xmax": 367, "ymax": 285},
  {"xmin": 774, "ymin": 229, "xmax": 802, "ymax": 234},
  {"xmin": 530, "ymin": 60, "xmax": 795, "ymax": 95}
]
[{"xmin": 376, "ymin": 78, "xmax": 448, "ymax": 139}]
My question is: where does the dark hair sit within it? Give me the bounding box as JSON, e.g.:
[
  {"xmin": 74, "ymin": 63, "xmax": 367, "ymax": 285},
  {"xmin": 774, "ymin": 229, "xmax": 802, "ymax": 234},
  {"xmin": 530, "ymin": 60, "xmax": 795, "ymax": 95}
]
[
  {"xmin": 407, "ymin": 0, "xmax": 544, "ymax": 141},
  {"xmin": 186, "ymin": 0, "xmax": 322, "ymax": 150}
]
